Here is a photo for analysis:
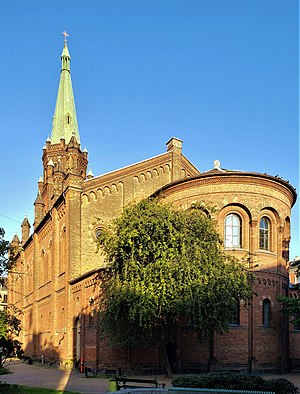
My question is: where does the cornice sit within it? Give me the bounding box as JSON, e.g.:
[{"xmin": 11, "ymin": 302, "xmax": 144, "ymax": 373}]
[
  {"xmin": 152, "ymin": 171, "xmax": 297, "ymax": 207},
  {"xmin": 69, "ymin": 267, "xmax": 104, "ymax": 285}
]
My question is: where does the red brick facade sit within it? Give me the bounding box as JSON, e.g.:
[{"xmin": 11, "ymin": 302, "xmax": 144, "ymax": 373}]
[{"xmin": 8, "ymin": 43, "xmax": 299, "ymax": 374}]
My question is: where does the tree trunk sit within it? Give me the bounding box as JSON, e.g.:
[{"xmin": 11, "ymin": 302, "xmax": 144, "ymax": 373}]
[
  {"xmin": 159, "ymin": 326, "xmax": 172, "ymax": 378},
  {"xmin": 208, "ymin": 332, "xmax": 214, "ymax": 372},
  {"xmin": 159, "ymin": 340, "xmax": 172, "ymax": 378}
]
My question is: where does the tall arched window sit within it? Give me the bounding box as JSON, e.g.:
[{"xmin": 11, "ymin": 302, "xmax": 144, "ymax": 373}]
[
  {"xmin": 262, "ymin": 298, "xmax": 271, "ymax": 326},
  {"xmin": 60, "ymin": 227, "xmax": 66, "ymax": 273},
  {"xmin": 224, "ymin": 214, "xmax": 241, "ymax": 248},
  {"xmin": 48, "ymin": 241, "xmax": 52, "ymax": 280},
  {"xmin": 259, "ymin": 217, "xmax": 270, "ymax": 250},
  {"xmin": 40, "ymin": 249, "xmax": 45, "ymax": 284}
]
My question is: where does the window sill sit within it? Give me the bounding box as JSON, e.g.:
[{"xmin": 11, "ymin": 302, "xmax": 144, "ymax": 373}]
[
  {"xmin": 229, "ymin": 325, "xmax": 247, "ymax": 331},
  {"xmin": 256, "ymin": 250, "xmax": 276, "ymax": 256}
]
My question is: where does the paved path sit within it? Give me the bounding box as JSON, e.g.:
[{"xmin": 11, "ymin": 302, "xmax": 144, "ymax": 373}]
[
  {"xmin": 1, "ymin": 359, "xmax": 110, "ymax": 393},
  {"xmin": 1, "ymin": 358, "xmax": 299, "ymax": 393}
]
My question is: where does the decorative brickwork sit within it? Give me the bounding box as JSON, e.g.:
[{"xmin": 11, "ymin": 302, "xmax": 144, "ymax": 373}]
[{"xmin": 7, "ymin": 42, "xmax": 298, "ymax": 374}]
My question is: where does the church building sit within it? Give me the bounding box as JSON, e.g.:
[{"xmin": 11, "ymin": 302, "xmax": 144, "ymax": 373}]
[{"xmin": 8, "ymin": 38, "xmax": 299, "ymax": 374}]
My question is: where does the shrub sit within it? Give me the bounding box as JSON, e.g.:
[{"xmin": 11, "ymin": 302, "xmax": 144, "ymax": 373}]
[
  {"xmin": 264, "ymin": 378, "xmax": 298, "ymax": 394},
  {"xmin": 0, "ymin": 367, "xmax": 11, "ymax": 375},
  {"xmin": 172, "ymin": 373, "xmax": 298, "ymax": 394},
  {"xmin": 0, "ymin": 382, "xmax": 23, "ymax": 393}
]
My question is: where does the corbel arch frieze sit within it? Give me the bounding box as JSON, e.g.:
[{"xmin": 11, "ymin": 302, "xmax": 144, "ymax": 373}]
[
  {"xmin": 117, "ymin": 181, "xmax": 124, "ymax": 192},
  {"xmin": 89, "ymin": 191, "xmax": 96, "ymax": 201}
]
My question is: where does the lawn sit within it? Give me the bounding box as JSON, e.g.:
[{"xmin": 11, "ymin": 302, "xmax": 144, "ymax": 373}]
[{"xmin": 0, "ymin": 383, "xmax": 80, "ymax": 393}]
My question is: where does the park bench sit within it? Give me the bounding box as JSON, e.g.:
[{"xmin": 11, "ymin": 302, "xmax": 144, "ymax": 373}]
[{"xmin": 115, "ymin": 376, "xmax": 166, "ymax": 390}]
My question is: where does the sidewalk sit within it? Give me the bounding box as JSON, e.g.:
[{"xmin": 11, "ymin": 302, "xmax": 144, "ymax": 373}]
[
  {"xmin": 1, "ymin": 358, "xmax": 299, "ymax": 393},
  {"xmin": 1, "ymin": 359, "xmax": 110, "ymax": 393}
]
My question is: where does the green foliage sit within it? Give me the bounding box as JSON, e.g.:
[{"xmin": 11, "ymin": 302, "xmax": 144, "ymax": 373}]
[
  {"xmin": 277, "ymin": 295, "xmax": 300, "ymax": 326},
  {"xmin": 171, "ymin": 373, "xmax": 298, "ymax": 394},
  {"xmin": 0, "ymin": 366, "xmax": 11, "ymax": 375},
  {"xmin": 0, "ymin": 382, "xmax": 23, "ymax": 393},
  {"xmin": 19, "ymin": 387, "xmax": 80, "ymax": 394},
  {"xmin": 0, "ymin": 229, "xmax": 22, "ymax": 342},
  {"xmin": 0, "ymin": 337, "xmax": 23, "ymax": 358},
  {"xmin": 98, "ymin": 198, "xmax": 253, "ymax": 349},
  {"xmin": 264, "ymin": 378, "xmax": 299, "ymax": 394},
  {"xmin": 0, "ymin": 383, "xmax": 80, "ymax": 393},
  {"xmin": 0, "ymin": 307, "xmax": 22, "ymax": 337},
  {"xmin": 0, "ymin": 228, "xmax": 16, "ymax": 279},
  {"xmin": 0, "ymin": 315, "xmax": 6, "ymax": 338}
]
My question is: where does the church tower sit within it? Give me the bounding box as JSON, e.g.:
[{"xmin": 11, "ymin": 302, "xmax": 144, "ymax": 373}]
[{"xmin": 34, "ymin": 33, "xmax": 88, "ymax": 228}]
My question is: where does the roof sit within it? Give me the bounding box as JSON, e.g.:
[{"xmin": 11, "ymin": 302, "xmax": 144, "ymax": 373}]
[
  {"xmin": 50, "ymin": 43, "xmax": 80, "ymax": 145},
  {"xmin": 152, "ymin": 166, "xmax": 297, "ymax": 206}
]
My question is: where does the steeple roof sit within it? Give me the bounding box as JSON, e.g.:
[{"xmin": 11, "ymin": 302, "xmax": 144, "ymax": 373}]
[{"xmin": 50, "ymin": 38, "xmax": 80, "ymax": 145}]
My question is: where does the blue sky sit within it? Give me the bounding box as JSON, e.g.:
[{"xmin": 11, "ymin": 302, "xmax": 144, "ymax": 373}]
[{"xmin": 0, "ymin": 0, "xmax": 299, "ymax": 257}]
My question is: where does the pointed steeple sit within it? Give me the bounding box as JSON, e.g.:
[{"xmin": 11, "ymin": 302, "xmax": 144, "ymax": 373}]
[
  {"xmin": 40, "ymin": 33, "xmax": 88, "ymax": 213},
  {"xmin": 50, "ymin": 32, "xmax": 80, "ymax": 145}
]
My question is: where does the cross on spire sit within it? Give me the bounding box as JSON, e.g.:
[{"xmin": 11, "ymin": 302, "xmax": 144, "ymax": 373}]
[{"xmin": 62, "ymin": 30, "xmax": 69, "ymax": 43}]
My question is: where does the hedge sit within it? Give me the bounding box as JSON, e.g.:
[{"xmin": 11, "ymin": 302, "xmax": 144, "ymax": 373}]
[{"xmin": 172, "ymin": 373, "xmax": 298, "ymax": 394}]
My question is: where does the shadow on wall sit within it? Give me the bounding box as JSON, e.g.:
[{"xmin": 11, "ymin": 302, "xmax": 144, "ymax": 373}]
[
  {"xmin": 18, "ymin": 257, "xmax": 298, "ymax": 377},
  {"xmin": 23, "ymin": 331, "xmax": 64, "ymax": 367},
  {"xmin": 20, "ymin": 333, "xmax": 77, "ymax": 392}
]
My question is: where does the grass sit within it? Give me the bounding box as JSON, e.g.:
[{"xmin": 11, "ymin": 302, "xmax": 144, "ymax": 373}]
[
  {"xmin": 0, "ymin": 383, "xmax": 80, "ymax": 393},
  {"xmin": 20, "ymin": 386, "xmax": 80, "ymax": 393},
  {"xmin": 0, "ymin": 366, "xmax": 12, "ymax": 375}
]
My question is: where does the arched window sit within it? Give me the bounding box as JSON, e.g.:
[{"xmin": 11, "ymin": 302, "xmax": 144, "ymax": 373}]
[
  {"xmin": 259, "ymin": 217, "xmax": 270, "ymax": 250},
  {"xmin": 224, "ymin": 214, "xmax": 241, "ymax": 248},
  {"xmin": 40, "ymin": 249, "xmax": 45, "ymax": 284},
  {"xmin": 60, "ymin": 227, "xmax": 66, "ymax": 273},
  {"xmin": 48, "ymin": 241, "xmax": 52, "ymax": 280},
  {"xmin": 44, "ymin": 250, "xmax": 48, "ymax": 283},
  {"xmin": 61, "ymin": 308, "xmax": 65, "ymax": 331},
  {"xmin": 262, "ymin": 298, "xmax": 271, "ymax": 326}
]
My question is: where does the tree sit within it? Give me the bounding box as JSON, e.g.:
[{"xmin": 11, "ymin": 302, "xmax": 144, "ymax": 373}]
[
  {"xmin": 0, "ymin": 228, "xmax": 15, "ymax": 278},
  {"xmin": 97, "ymin": 198, "xmax": 253, "ymax": 377},
  {"xmin": 277, "ymin": 257, "xmax": 300, "ymax": 329},
  {"xmin": 277, "ymin": 258, "xmax": 300, "ymax": 329},
  {"xmin": 277, "ymin": 296, "xmax": 300, "ymax": 328},
  {"xmin": 0, "ymin": 228, "xmax": 21, "ymax": 363}
]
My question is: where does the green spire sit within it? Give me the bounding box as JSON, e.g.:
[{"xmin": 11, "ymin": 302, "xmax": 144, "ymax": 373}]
[{"xmin": 50, "ymin": 35, "xmax": 80, "ymax": 145}]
